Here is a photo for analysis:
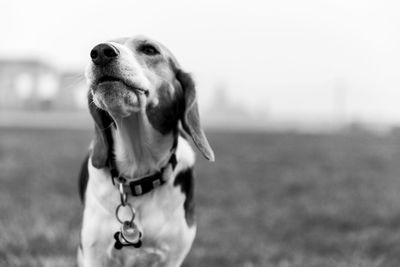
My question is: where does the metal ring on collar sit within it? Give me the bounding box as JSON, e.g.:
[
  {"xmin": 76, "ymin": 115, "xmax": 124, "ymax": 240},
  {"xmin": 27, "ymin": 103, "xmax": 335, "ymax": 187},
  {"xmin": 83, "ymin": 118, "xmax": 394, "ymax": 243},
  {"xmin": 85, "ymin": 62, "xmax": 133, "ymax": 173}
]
[{"xmin": 115, "ymin": 203, "xmax": 135, "ymax": 224}]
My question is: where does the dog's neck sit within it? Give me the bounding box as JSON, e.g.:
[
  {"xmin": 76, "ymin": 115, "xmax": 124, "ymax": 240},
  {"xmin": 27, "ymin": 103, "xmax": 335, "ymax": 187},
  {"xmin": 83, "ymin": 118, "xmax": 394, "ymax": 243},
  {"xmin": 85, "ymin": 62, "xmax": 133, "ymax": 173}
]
[{"xmin": 112, "ymin": 111, "xmax": 175, "ymax": 179}]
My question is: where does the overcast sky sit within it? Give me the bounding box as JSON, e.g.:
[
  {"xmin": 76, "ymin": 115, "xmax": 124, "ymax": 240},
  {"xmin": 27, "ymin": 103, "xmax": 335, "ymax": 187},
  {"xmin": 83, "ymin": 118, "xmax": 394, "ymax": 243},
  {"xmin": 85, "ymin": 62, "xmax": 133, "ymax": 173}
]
[{"xmin": 1, "ymin": 0, "xmax": 400, "ymax": 125}]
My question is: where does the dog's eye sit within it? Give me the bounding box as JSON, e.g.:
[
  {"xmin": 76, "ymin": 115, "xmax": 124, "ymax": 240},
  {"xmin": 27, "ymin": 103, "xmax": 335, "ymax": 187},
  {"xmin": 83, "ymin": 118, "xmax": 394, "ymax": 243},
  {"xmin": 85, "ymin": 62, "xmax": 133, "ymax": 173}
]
[{"xmin": 139, "ymin": 44, "xmax": 159, "ymax": 56}]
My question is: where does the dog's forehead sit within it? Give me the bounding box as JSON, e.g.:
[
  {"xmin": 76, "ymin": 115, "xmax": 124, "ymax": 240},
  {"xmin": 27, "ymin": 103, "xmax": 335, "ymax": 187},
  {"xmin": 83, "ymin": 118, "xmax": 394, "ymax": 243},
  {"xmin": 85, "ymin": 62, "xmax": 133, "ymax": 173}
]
[
  {"xmin": 110, "ymin": 36, "xmax": 180, "ymax": 67},
  {"xmin": 109, "ymin": 36, "xmax": 173, "ymax": 57}
]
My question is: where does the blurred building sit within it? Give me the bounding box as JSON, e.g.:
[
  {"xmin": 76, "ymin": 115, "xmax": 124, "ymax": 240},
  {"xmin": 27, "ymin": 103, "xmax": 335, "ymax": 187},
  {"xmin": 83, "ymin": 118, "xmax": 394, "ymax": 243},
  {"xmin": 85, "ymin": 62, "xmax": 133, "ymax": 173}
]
[{"xmin": 0, "ymin": 59, "xmax": 86, "ymax": 111}]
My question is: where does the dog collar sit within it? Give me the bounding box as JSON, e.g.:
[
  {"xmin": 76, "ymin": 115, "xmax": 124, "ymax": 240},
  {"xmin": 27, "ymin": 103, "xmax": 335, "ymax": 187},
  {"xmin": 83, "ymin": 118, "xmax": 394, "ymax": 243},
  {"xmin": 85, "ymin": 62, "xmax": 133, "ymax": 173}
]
[
  {"xmin": 109, "ymin": 137, "xmax": 178, "ymax": 197},
  {"xmin": 112, "ymin": 153, "xmax": 177, "ymax": 197}
]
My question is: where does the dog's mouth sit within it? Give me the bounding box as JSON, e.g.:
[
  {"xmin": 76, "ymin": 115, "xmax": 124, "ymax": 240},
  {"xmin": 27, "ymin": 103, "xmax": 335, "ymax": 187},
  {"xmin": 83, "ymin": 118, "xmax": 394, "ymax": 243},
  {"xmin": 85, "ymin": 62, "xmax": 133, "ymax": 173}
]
[
  {"xmin": 91, "ymin": 75, "xmax": 149, "ymax": 117},
  {"xmin": 96, "ymin": 76, "xmax": 149, "ymax": 95},
  {"xmin": 97, "ymin": 76, "xmax": 121, "ymax": 84}
]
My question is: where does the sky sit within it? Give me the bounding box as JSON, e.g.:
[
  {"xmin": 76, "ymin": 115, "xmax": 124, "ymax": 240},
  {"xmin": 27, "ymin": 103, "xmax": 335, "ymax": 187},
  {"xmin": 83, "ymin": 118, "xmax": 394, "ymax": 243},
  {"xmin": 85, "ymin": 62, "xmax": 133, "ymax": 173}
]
[{"xmin": 1, "ymin": 0, "xmax": 400, "ymax": 125}]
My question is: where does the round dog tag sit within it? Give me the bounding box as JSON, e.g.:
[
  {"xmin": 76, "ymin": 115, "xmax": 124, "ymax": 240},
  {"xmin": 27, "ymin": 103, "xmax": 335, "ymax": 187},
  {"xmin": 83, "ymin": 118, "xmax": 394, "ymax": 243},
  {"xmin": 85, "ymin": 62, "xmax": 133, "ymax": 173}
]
[{"xmin": 121, "ymin": 221, "xmax": 141, "ymax": 244}]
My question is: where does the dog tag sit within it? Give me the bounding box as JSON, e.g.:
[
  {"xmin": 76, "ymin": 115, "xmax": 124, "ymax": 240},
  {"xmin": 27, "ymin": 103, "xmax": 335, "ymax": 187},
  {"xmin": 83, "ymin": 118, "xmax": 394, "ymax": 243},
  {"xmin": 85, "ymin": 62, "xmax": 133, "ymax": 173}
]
[
  {"xmin": 113, "ymin": 221, "xmax": 142, "ymax": 250},
  {"xmin": 121, "ymin": 221, "xmax": 141, "ymax": 243}
]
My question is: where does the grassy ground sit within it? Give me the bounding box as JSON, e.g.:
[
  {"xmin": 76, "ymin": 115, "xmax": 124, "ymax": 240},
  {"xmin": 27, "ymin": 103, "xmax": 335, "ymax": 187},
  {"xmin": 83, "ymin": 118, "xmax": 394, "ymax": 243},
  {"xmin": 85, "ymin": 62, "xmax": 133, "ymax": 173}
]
[{"xmin": 1, "ymin": 128, "xmax": 400, "ymax": 266}]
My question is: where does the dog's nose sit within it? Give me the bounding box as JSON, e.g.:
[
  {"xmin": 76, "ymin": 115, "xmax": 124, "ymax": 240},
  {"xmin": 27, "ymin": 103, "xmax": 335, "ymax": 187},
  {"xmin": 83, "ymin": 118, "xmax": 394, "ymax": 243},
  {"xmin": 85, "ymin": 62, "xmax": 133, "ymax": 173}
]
[{"xmin": 90, "ymin": 43, "xmax": 119, "ymax": 66}]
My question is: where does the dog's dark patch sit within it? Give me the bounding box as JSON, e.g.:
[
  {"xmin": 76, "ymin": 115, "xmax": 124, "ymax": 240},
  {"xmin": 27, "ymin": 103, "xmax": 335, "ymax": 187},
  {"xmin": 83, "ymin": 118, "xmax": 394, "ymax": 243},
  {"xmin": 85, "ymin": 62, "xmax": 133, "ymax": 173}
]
[
  {"xmin": 146, "ymin": 81, "xmax": 183, "ymax": 135},
  {"xmin": 173, "ymin": 168, "xmax": 196, "ymax": 227},
  {"xmin": 78, "ymin": 154, "xmax": 90, "ymax": 203}
]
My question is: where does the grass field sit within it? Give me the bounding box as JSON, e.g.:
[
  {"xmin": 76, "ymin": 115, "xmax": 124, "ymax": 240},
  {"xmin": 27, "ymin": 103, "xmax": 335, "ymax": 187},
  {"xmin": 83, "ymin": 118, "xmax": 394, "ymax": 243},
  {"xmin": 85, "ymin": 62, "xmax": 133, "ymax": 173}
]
[{"xmin": 2, "ymin": 128, "xmax": 400, "ymax": 266}]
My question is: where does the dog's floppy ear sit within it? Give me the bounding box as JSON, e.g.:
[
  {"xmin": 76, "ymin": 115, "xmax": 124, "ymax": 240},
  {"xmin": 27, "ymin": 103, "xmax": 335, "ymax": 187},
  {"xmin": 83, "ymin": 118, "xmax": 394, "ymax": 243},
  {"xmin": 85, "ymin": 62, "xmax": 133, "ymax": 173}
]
[
  {"xmin": 88, "ymin": 92, "xmax": 114, "ymax": 168},
  {"xmin": 173, "ymin": 63, "xmax": 215, "ymax": 161}
]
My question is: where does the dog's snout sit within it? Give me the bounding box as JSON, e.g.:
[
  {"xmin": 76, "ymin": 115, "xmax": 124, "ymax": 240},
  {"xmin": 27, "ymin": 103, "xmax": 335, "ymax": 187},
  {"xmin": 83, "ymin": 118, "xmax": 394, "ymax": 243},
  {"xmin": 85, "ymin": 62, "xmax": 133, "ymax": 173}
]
[{"xmin": 90, "ymin": 43, "xmax": 119, "ymax": 66}]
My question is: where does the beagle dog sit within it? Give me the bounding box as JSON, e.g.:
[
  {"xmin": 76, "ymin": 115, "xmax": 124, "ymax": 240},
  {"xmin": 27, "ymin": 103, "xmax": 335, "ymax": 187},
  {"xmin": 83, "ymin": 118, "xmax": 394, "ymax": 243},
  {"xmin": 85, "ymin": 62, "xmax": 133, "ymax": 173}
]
[{"xmin": 78, "ymin": 36, "xmax": 214, "ymax": 267}]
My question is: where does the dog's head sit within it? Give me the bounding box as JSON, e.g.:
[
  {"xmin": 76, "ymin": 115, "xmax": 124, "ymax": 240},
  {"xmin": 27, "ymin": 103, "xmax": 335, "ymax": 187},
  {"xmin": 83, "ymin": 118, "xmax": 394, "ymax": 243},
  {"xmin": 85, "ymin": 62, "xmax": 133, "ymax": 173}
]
[{"xmin": 86, "ymin": 35, "xmax": 214, "ymax": 168}]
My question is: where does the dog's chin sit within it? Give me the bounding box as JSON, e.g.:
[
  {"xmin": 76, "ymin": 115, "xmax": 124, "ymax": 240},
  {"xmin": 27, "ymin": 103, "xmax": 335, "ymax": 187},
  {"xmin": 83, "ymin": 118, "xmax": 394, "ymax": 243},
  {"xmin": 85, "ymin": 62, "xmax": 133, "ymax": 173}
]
[{"xmin": 93, "ymin": 81, "xmax": 142, "ymax": 118}]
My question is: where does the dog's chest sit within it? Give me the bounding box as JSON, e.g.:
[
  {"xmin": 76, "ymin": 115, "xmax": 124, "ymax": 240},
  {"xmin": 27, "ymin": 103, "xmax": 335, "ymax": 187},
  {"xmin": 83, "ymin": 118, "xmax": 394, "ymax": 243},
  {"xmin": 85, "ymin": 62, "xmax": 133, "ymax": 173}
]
[
  {"xmin": 123, "ymin": 194, "xmax": 192, "ymax": 261},
  {"xmin": 84, "ymin": 165, "xmax": 193, "ymax": 266},
  {"xmin": 112, "ymin": 190, "xmax": 187, "ymax": 265}
]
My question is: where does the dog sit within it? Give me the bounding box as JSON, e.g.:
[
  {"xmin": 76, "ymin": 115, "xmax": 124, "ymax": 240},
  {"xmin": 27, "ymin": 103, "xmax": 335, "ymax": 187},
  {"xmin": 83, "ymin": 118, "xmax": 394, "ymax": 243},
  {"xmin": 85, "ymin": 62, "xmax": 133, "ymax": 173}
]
[{"xmin": 78, "ymin": 35, "xmax": 215, "ymax": 267}]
